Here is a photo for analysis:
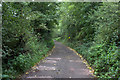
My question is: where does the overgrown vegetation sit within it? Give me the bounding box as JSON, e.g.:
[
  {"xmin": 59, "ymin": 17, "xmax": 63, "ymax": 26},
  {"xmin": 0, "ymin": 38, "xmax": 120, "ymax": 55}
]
[
  {"xmin": 2, "ymin": 2, "xmax": 57, "ymax": 78},
  {"xmin": 2, "ymin": 1, "xmax": 120, "ymax": 79},
  {"xmin": 57, "ymin": 2, "xmax": 120, "ymax": 78}
]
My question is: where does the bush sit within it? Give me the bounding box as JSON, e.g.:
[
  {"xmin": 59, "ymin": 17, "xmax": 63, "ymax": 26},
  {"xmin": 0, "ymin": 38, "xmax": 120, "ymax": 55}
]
[
  {"xmin": 2, "ymin": 2, "xmax": 57, "ymax": 78},
  {"xmin": 60, "ymin": 2, "xmax": 119, "ymax": 78}
]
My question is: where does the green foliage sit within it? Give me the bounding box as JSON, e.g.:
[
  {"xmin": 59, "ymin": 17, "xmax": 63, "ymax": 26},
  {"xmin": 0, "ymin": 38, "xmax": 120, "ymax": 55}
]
[
  {"xmin": 54, "ymin": 37, "xmax": 62, "ymax": 41},
  {"xmin": 2, "ymin": 2, "xmax": 120, "ymax": 79},
  {"xmin": 58, "ymin": 2, "xmax": 120, "ymax": 78},
  {"xmin": 13, "ymin": 40, "xmax": 49, "ymax": 73},
  {"xmin": 2, "ymin": 2, "xmax": 57, "ymax": 78}
]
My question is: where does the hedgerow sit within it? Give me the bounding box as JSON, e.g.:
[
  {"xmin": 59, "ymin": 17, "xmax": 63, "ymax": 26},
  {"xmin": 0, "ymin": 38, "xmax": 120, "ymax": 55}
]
[
  {"xmin": 58, "ymin": 2, "xmax": 120, "ymax": 78},
  {"xmin": 2, "ymin": 2, "xmax": 57, "ymax": 78}
]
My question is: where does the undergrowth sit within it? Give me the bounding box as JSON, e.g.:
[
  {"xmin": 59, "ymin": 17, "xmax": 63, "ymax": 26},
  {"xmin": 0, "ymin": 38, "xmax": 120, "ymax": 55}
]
[
  {"xmin": 64, "ymin": 41, "xmax": 120, "ymax": 78},
  {"xmin": 2, "ymin": 35, "xmax": 54, "ymax": 79}
]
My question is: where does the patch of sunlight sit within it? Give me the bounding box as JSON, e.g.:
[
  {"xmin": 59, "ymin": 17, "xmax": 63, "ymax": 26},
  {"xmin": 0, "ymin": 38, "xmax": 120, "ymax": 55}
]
[
  {"xmin": 58, "ymin": 0, "xmax": 70, "ymax": 2},
  {"xmin": 27, "ymin": 76, "xmax": 53, "ymax": 78},
  {"xmin": 69, "ymin": 68, "xmax": 91, "ymax": 75},
  {"xmin": 58, "ymin": 29, "xmax": 60, "ymax": 31},
  {"xmin": 58, "ymin": 0, "xmax": 62, "ymax": 2},
  {"xmin": 36, "ymin": 66, "xmax": 56, "ymax": 71},
  {"xmin": 46, "ymin": 57, "xmax": 61, "ymax": 61},
  {"xmin": 44, "ymin": 60, "xmax": 57, "ymax": 63},
  {"xmin": 69, "ymin": 60, "xmax": 82, "ymax": 62}
]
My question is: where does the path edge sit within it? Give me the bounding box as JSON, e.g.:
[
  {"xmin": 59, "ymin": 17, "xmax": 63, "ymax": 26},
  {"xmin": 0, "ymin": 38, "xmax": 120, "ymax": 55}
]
[
  {"xmin": 31, "ymin": 45, "xmax": 55, "ymax": 69},
  {"xmin": 19, "ymin": 46, "xmax": 55, "ymax": 78},
  {"xmin": 67, "ymin": 46, "xmax": 97, "ymax": 78}
]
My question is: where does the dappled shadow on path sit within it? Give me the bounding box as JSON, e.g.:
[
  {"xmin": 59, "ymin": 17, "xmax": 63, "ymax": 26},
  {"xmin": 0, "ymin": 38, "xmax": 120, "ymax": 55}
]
[{"xmin": 21, "ymin": 41, "xmax": 94, "ymax": 79}]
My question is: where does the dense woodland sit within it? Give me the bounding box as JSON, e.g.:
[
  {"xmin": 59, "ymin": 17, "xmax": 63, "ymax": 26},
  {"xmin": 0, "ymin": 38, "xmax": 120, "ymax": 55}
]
[
  {"xmin": 2, "ymin": 2, "xmax": 57, "ymax": 78},
  {"xmin": 57, "ymin": 2, "xmax": 120, "ymax": 78},
  {"xmin": 2, "ymin": 2, "xmax": 120, "ymax": 79}
]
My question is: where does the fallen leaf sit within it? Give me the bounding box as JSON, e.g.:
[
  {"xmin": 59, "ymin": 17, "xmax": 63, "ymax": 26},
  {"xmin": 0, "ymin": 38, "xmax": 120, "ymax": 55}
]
[
  {"xmin": 89, "ymin": 67, "xmax": 91, "ymax": 69},
  {"xmin": 89, "ymin": 70, "xmax": 92, "ymax": 73},
  {"xmin": 26, "ymin": 72, "xmax": 29, "ymax": 74},
  {"xmin": 56, "ymin": 72, "xmax": 60, "ymax": 74},
  {"xmin": 33, "ymin": 71, "xmax": 35, "ymax": 72}
]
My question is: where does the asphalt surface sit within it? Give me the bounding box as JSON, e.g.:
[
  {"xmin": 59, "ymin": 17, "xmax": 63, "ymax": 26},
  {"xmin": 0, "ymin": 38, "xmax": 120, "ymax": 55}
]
[{"xmin": 21, "ymin": 41, "xmax": 94, "ymax": 79}]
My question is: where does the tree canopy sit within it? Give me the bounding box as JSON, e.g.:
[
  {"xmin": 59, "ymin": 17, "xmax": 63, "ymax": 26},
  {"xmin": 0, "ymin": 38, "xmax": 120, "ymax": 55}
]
[
  {"xmin": 57, "ymin": 2, "xmax": 120, "ymax": 78},
  {"xmin": 2, "ymin": 2, "xmax": 120, "ymax": 79},
  {"xmin": 2, "ymin": 2, "xmax": 57, "ymax": 78}
]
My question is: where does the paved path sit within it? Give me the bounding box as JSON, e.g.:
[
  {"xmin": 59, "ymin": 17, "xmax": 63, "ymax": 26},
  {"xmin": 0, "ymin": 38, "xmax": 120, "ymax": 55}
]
[{"xmin": 22, "ymin": 41, "xmax": 94, "ymax": 79}]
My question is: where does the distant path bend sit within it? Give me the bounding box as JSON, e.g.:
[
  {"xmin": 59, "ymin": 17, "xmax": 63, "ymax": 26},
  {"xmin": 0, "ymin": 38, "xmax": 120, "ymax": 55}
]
[{"xmin": 22, "ymin": 41, "xmax": 94, "ymax": 79}]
